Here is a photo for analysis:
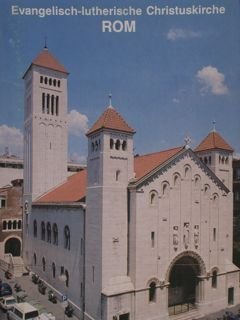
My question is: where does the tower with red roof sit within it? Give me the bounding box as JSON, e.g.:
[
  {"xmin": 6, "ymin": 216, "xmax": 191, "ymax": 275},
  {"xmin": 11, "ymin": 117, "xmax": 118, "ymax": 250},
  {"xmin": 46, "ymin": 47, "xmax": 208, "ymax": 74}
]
[
  {"xmin": 195, "ymin": 129, "xmax": 234, "ymax": 190},
  {"xmin": 85, "ymin": 104, "xmax": 135, "ymax": 319},
  {"xmin": 23, "ymin": 47, "xmax": 69, "ymax": 203}
]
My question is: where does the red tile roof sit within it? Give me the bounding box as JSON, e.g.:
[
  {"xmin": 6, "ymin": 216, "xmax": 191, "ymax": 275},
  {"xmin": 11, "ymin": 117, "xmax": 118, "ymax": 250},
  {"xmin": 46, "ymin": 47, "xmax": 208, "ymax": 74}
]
[
  {"xmin": 195, "ymin": 131, "xmax": 234, "ymax": 152},
  {"xmin": 87, "ymin": 106, "xmax": 135, "ymax": 136},
  {"xmin": 36, "ymin": 169, "xmax": 86, "ymax": 203},
  {"xmin": 35, "ymin": 147, "xmax": 184, "ymax": 203},
  {"xmin": 134, "ymin": 146, "xmax": 184, "ymax": 181},
  {"xmin": 26, "ymin": 48, "xmax": 68, "ymax": 75}
]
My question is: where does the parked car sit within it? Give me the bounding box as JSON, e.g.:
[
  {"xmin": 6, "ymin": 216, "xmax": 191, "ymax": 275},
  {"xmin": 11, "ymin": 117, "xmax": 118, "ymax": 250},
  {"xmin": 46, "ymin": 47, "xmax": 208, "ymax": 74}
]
[
  {"xmin": 6, "ymin": 302, "xmax": 55, "ymax": 320},
  {"xmin": 7, "ymin": 302, "xmax": 39, "ymax": 319},
  {"xmin": 0, "ymin": 295, "xmax": 16, "ymax": 311},
  {"xmin": 0, "ymin": 283, "xmax": 12, "ymax": 298}
]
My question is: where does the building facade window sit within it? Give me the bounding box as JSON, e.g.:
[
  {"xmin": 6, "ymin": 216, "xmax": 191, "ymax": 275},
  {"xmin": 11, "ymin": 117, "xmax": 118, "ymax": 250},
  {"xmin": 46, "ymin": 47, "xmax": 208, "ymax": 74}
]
[
  {"xmin": 42, "ymin": 257, "xmax": 46, "ymax": 272},
  {"xmin": 41, "ymin": 222, "xmax": 46, "ymax": 241},
  {"xmin": 64, "ymin": 226, "xmax": 70, "ymax": 250},
  {"xmin": 53, "ymin": 223, "xmax": 58, "ymax": 245},
  {"xmin": 52, "ymin": 262, "xmax": 56, "ymax": 278},
  {"xmin": 65, "ymin": 269, "xmax": 69, "ymax": 287},
  {"xmin": 33, "ymin": 253, "xmax": 37, "ymax": 266},
  {"xmin": 33, "ymin": 220, "xmax": 37, "ymax": 238},
  {"xmin": 149, "ymin": 282, "xmax": 157, "ymax": 302},
  {"xmin": 47, "ymin": 222, "xmax": 51, "ymax": 243},
  {"xmin": 0, "ymin": 197, "xmax": 6, "ymax": 208},
  {"xmin": 212, "ymin": 270, "xmax": 217, "ymax": 288}
]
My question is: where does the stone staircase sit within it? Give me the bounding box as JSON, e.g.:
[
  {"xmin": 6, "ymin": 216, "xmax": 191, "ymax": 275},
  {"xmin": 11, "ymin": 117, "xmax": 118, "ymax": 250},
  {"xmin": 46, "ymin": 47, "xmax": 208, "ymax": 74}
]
[
  {"xmin": 170, "ymin": 308, "xmax": 203, "ymax": 320},
  {"xmin": 11, "ymin": 256, "xmax": 27, "ymax": 277}
]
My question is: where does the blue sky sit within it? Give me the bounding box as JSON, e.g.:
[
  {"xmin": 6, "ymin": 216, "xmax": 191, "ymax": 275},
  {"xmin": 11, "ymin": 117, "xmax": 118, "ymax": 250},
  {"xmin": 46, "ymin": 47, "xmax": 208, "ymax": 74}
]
[{"xmin": 0, "ymin": 0, "xmax": 239, "ymax": 162}]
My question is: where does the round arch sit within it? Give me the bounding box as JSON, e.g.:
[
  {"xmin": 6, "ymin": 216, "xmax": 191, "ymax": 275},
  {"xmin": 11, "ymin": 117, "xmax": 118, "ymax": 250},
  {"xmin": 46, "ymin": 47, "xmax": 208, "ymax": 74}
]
[
  {"xmin": 4, "ymin": 237, "xmax": 21, "ymax": 257},
  {"xmin": 166, "ymin": 251, "xmax": 206, "ymax": 313}
]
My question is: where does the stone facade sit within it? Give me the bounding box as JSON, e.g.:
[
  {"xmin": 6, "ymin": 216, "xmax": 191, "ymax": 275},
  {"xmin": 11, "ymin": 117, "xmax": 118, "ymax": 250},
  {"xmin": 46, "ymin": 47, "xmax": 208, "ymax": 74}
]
[
  {"xmin": 0, "ymin": 179, "xmax": 23, "ymax": 258},
  {"xmin": 22, "ymin": 48, "xmax": 240, "ymax": 320}
]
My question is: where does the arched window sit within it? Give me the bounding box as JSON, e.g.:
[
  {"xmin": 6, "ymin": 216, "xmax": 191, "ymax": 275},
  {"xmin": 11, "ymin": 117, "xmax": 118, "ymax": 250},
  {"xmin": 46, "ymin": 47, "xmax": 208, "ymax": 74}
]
[
  {"xmin": 53, "ymin": 79, "xmax": 56, "ymax": 87},
  {"xmin": 33, "ymin": 253, "xmax": 37, "ymax": 266},
  {"xmin": 53, "ymin": 223, "xmax": 58, "ymax": 245},
  {"xmin": 3, "ymin": 221, "xmax": 7, "ymax": 230},
  {"xmin": 194, "ymin": 175, "xmax": 201, "ymax": 188},
  {"xmin": 162, "ymin": 182, "xmax": 170, "ymax": 196},
  {"xmin": 57, "ymin": 80, "xmax": 61, "ymax": 87},
  {"xmin": 41, "ymin": 222, "xmax": 45, "ymax": 241},
  {"xmin": 51, "ymin": 95, "xmax": 54, "ymax": 115},
  {"xmin": 42, "ymin": 93, "xmax": 45, "ymax": 113},
  {"xmin": 18, "ymin": 220, "xmax": 22, "ymax": 230},
  {"xmin": 42, "ymin": 257, "xmax": 46, "ymax": 272},
  {"xmin": 204, "ymin": 184, "xmax": 210, "ymax": 197},
  {"xmin": 52, "ymin": 262, "xmax": 56, "ymax": 278},
  {"xmin": 12, "ymin": 220, "xmax": 17, "ymax": 230},
  {"xmin": 173, "ymin": 174, "xmax": 181, "ymax": 187},
  {"xmin": 150, "ymin": 191, "xmax": 158, "ymax": 206},
  {"xmin": 149, "ymin": 282, "xmax": 156, "ymax": 302},
  {"xmin": 64, "ymin": 226, "xmax": 70, "ymax": 250},
  {"xmin": 56, "ymin": 96, "xmax": 59, "ymax": 116},
  {"xmin": 44, "ymin": 77, "xmax": 48, "ymax": 85},
  {"xmin": 115, "ymin": 140, "xmax": 120, "ymax": 150},
  {"xmin": 33, "ymin": 220, "xmax": 37, "ymax": 237},
  {"xmin": 184, "ymin": 165, "xmax": 191, "ymax": 179},
  {"xmin": 212, "ymin": 270, "xmax": 217, "ymax": 288},
  {"xmin": 47, "ymin": 222, "xmax": 51, "ymax": 243},
  {"xmin": 122, "ymin": 140, "xmax": 127, "ymax": 151},
  {"xmin": 40, "ymin": 76, "xmax": 43, "ymax": 83},
  {"xmin": 8, "ymin": 221, "xmax": 12, "ymax": 230},
  {"xmin": 46, "ymin": 94, "xmax": 50, "ymax": 114},
  {"xmin": 65, "ymin": 269, "xmax": 69, "ymax": 287},
  {"xmin": 49, "ymin": 78, "xmax": 52, "ymax": 86},
  {"xmin": 116, "ymin": 170, "xmax": 121, "ymax": 181},
  {"xmin": 110, "ymin": 138, "xmax": 114, "ymax": 149}
]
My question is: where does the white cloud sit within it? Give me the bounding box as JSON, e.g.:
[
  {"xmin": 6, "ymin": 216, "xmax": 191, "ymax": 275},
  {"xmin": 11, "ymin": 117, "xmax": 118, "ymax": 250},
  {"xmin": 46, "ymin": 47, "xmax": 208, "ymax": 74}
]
[
  {"xmin": 69, "ymin": 152, "xmax": 87, "ymax": 164},
  {"xmin": 0, "ymin": 125, "xmax": 23, "ymax": 156},
  {"xmin": 167, "ymin": 28, "xmax": 202, "ymax": 41},
  {"xmin": 196, "ymin": 66, "xmax": 229, "ymax": 95},
  {"xmin": 172, "ymin": 98, "xmax": 180, "ymax": 104},
  {"xmin": 67, "ymin": 109, "xmax": 89, "ymax": 137}
]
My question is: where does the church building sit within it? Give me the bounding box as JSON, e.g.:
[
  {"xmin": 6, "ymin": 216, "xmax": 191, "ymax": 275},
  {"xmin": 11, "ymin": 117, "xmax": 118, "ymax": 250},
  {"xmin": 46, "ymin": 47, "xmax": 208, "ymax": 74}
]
[{"xmin": 22, "ymin": 48, "xmax": 240, "ymax": 320}]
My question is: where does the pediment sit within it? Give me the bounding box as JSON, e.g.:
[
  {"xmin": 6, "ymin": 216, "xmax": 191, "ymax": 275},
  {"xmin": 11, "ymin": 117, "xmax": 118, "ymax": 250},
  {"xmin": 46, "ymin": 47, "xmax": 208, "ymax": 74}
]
[{"xmin": 129, "ymin": 148, "xmax": 229, "ymax": 193}]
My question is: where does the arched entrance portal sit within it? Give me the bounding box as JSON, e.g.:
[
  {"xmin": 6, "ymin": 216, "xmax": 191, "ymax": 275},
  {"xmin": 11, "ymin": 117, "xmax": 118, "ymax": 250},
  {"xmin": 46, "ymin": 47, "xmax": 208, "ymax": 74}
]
[
  {"xmin": 168, "ymin": 255, "xmax": 202, "ymax": 315},
  {"xmin": 5, "ymin": 238, "xmax": 21, "ymax": 256}
]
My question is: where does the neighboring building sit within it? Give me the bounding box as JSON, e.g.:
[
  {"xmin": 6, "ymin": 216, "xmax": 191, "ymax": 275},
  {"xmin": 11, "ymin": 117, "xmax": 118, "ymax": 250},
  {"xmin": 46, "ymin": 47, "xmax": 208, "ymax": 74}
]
[
  {"xmin": 0, "ymin": 149, "xmax": 23, "ymax": 188},
  {"xmin": 233, "ymin": 158, "xmax": 240, "ymax": 267},
  {"xmin": 22, "ymin": 48, "xmax": 240, "ymax": 320},
  {"xmin": 0, "ymin": 179, "xmax": 23, "ymax": 258},
  {"xmin": 0, "ymin": 151, "xmax": 84, "ymax": 189}
]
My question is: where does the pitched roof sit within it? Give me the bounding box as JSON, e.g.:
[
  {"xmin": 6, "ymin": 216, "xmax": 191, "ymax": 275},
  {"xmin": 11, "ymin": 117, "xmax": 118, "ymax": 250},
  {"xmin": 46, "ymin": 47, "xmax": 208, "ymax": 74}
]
[
  {"xmin": 36, "ymin": 169, "xmax": 86, "ymax": 203},
  {"xmin": 195, "ymin": 131, "xmax": 234, "ymax": 153},
  {"xmin": 134, "ymin": 146, "xmax": 184, "ymax": 181},
  {"xmin": 34, "ymin": 147, "xmax": 184, "ymax": 203},
  {"xmin": 86, "ymin": 106, "xmax": 135, "ymax": 136},
  {"xmin": 24, "ymin": 48, "xmax": 68, "ymax": 77}
]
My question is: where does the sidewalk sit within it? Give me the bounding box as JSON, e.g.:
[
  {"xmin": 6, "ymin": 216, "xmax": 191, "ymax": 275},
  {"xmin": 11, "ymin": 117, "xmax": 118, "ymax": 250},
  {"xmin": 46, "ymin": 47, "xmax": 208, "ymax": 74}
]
[{"xmin": 0, "ymin": 269, "xmax": 80, "ymax": 320}]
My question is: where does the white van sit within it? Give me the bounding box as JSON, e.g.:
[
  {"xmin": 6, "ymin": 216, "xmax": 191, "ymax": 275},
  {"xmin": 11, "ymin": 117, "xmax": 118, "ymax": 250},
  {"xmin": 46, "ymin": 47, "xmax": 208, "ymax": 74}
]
[{"xmin": 7, "ymin": 302, "xmax": 39, "ymax": 320}]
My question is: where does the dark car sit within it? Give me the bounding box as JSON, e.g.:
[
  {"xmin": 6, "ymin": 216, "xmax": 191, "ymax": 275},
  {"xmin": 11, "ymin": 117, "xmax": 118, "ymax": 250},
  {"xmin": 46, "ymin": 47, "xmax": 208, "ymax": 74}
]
[{"xmin": 0, "ymin": 283, "xmax": 12, "ymax": 298}]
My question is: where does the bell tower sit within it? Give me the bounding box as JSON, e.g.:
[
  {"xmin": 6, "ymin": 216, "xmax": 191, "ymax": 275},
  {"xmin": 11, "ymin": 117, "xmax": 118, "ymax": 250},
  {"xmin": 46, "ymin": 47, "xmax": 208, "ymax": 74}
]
[
  {"xmin": 23, "ymin": 46, "xmax": 69, "ymax": 203},
  {"xmin": 195, "ymin": 129, "xmax": 234, "ymax": 190},
  {"xmin": 85, "ymin": 103, "xmax": 135, "ymax": 319}
]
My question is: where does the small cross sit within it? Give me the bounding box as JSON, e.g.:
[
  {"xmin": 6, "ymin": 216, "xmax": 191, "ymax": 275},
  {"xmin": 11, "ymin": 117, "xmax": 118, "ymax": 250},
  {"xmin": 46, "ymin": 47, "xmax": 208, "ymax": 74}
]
[
  {"xmin": 44, "ymin": 36, "xmax": 48, "ymax": 49},
  {"xmin": 184, "ymin": 136, "xmax": 192, "ymax": 149},
  {"xmin": 108, "ymin": 93, "xmax": 112, "ymax": 106},
  {"xmin": 212, "ymin": 120, "xmax": 216, "ymax": 132}
]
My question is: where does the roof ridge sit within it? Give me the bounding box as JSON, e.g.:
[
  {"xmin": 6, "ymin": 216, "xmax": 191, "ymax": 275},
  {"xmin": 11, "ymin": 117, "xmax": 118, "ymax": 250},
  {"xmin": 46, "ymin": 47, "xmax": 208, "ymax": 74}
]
[{"xmin": 135, "ymin": 146, "xmax": 184, "ymax": 159}]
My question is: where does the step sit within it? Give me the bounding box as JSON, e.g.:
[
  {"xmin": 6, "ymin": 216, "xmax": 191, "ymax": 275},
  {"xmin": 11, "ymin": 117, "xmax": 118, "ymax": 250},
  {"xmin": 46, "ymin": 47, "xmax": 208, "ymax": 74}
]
[{"xmin": 170, "ymin": 308, "xmax": 203, "ymax": 320}]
